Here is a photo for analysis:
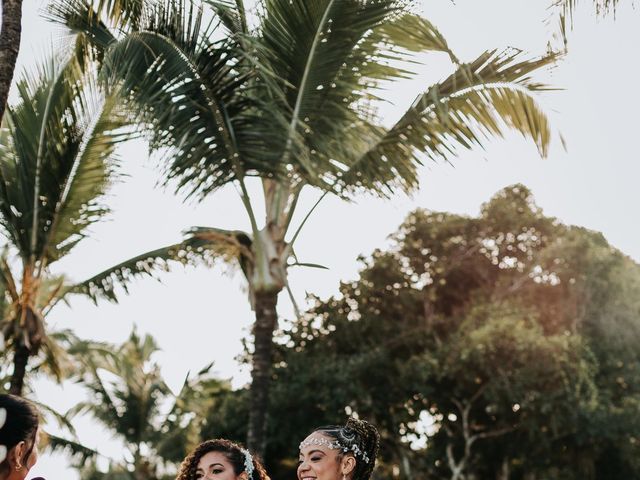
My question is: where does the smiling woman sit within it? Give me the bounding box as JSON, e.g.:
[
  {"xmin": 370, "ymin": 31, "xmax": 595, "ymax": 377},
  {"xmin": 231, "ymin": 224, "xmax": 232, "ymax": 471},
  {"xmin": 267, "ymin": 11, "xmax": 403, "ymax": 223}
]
[
  {"xmin": 298, "ymin": 419, "xmax": 380, "ymax": 480},
  {"xmin": 177, "ymin": 439, "xmax": 270, "ymax": 480}
]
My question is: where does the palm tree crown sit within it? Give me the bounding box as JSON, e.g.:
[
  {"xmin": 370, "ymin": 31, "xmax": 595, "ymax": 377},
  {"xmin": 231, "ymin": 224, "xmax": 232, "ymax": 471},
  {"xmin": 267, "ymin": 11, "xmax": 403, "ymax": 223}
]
[{"xmin": 48, "ymin": 0, "xmax": 559, "ymax": 452}]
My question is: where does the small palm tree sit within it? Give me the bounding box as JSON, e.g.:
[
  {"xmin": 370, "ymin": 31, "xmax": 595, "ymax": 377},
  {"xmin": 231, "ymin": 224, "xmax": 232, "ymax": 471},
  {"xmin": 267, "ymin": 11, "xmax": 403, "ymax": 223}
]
[
  {"xmin": 49, "ymin": 0, "xmax": 558, "ymax": 453},
  {"xmin": 68, "ymin": 330, "xmax": 229, "ymax": 480},
  {"xmin": 0, "ymin": 54, "xmax": 208, "ymax": 396}
]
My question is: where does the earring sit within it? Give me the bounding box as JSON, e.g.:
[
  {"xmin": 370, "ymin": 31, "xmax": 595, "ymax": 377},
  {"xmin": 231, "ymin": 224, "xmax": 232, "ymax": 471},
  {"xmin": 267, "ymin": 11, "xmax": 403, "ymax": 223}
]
[{"xmin": 15, "ymin": 465, "xmax": 22, "ymax": 471}]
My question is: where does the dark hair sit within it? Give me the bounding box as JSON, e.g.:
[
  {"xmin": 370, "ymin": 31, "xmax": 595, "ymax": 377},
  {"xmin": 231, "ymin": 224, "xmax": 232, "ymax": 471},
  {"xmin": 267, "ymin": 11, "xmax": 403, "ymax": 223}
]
[
  {"xmin": 176, "ymin": 439, "xmax": 269, "ymax": 480},
  {"xmin": 311, "ymin": 418, "xmax": 380, "ymax": 480},
  {"xmin": 0, "ymin": 394, "xmax": 40, "ymax": 475}
]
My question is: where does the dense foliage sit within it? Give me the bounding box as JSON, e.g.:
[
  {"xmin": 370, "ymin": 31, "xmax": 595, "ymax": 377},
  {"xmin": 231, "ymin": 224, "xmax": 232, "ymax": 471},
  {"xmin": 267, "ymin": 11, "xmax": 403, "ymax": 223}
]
[{"xmin": 202, "ymin": 185, "xmax": 640, "ymax": 480}]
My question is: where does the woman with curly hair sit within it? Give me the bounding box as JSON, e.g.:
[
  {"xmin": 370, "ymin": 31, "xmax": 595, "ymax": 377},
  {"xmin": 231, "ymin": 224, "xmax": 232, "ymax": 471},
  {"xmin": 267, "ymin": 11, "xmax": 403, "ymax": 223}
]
[
  {"xmin": 297, "ymin": 418, "xmax": 380, "ymax": 480},
  {"xmin": 177, "ymin": 439, "xmax": 269, "ymax": 480}
]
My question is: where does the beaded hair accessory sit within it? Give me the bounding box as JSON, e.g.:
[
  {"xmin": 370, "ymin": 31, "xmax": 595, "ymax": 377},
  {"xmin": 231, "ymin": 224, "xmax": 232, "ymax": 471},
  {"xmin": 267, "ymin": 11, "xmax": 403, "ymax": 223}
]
[
  {"xmin": 299, "ymin": 435, "xmax": 370, "ymax": 464},
  {"xmin": 241, "ymin": 449, "xmax": 254, "ymax": 478},
  {"xmin": 0, "ymin": 407, "xmax": 6, "ymax": 462}
]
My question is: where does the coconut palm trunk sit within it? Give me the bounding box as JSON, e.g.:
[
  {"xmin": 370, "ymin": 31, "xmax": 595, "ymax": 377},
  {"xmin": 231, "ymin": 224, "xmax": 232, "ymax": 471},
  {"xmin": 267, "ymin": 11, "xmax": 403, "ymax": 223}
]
[
  {"xmin": 9, "ymin": 342, "xmax": 29, "ymax": 395},
  {"xmin": 0, "ymin": 0, "xmax": 23, "ymax": 124},
  {"xmin": 248, "ymin": 288, "xmax": 280, "ymax": 453}
]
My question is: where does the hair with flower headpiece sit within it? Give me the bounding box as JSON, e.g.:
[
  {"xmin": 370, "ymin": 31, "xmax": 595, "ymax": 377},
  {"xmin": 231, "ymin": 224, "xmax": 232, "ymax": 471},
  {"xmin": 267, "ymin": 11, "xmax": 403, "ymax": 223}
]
[
  {"xmin": 303, "ymin": 418, "xmax": 380, "ymax": 480},
  {"xmin": 0, "ymin": 394, "xmax": 39, "ymax": 477},
  {"xmin": 177, "ymin": 438, "xmax": 269, "ymax": 480}
]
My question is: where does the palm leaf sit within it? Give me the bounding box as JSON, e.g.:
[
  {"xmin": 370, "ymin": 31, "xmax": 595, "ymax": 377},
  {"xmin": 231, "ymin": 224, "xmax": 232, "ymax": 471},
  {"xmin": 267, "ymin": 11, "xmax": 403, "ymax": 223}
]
[
  {"xmin": 47, "ymin": 434, "xmax": 99, "ymax": 464},
  {"xmin": 65, "ymin": 240, "xmax": 215, "ymax": 303},
  {"xmin": 553, "ymin": 0, "xmax": 620, "ymax": 19},
  {"xmin": 205, "ymin": 0, "xmax": 248, "ymax": 34},
  {"xmin": 259, "ymin": 0, "xmax": 403, "ymax": 179},
  {"xmin": 337, "ymin": 48, "xmax": 559, "ymax": 196},
  {"xmin": 100, "ymin": 0, "xmax": 289, "ymax": 199},
  {"xmin": 45, "ymin": 0, "xmax": 119, "ymax": 65},
  {"xmin": 46, "ymin": 90, "xmax": 131, "ymax": 263},
  {"xmin": 0, "ymin": 56, "xmax": 127, "ymax": 264}
]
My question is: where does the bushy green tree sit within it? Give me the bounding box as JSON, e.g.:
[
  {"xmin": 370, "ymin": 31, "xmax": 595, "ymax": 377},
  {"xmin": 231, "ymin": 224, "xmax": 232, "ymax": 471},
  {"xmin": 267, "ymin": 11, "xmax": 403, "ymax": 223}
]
[{"xmin": 206, "ymin": 185, "xmax": 640, "ymax": 480}]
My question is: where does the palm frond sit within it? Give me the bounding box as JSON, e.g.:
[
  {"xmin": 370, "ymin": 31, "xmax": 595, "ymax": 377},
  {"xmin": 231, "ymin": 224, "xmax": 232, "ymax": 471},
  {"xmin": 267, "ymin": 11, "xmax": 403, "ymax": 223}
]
[
  {"xmin": 43, "ymin": 89, "xmax": 131, "ymax": 263},
  {"xmin": 47, "ymin": 434, "xmax": 99, "ymax": 465},
  {"xmin": 0, "ymin": 55, "xmax": 127, "ymax": 264},
  {"xmin": 260, "ymin": 0, "xmax": 403, "ymax": 180},
  {"xmin": 553, "ymin": 0, "xmax": 621, "ymax": 20},
  {"xmin": 205, "ymin": 0, "xmax": 248, "ymax": 34},
  {"xmin": 31, "ymin": 329, "xmax": 77, "ymax": 382},
  {"xmin": 45, "ymin": 0, "xmax": 119, "ymax": 64},
  {"xmin": 337, "ymin": 48, "xmax": 559, "ymax": 197},
  {"xmin": 30, "ymin": 397, "xmax": 78, "ymax": 435},
  {"xmin": 101, "ymin": 0, "xmax": 288, "ymax": 199},
  {"xmin": 65, "ymin": 240, "xmax": 215, "ymax": 303}
]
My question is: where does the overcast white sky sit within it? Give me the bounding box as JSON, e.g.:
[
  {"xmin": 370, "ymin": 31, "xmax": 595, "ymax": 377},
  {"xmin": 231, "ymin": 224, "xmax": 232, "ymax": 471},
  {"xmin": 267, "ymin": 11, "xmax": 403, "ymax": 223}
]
[{"xmin": 7, "ymin": 0, "xmax": 640, "ymax": 478}]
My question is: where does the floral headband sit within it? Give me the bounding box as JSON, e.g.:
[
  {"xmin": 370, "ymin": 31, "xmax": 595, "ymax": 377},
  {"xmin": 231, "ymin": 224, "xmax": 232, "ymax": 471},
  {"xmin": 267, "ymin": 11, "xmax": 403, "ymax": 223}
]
[
  {"xmin": 299, "ymin": 435, "xmax": 370, "ymax": 464},
  {"xmin": 241, "ymin": 448, "xmax": 254, "ymax": 478}
]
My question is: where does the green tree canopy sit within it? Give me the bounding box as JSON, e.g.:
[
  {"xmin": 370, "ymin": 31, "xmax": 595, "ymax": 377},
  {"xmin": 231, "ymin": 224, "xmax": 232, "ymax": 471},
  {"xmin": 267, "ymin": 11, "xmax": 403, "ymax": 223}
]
[{"xmin": 205, "ymin": 185, "xmax": 640, "ymax": 480}]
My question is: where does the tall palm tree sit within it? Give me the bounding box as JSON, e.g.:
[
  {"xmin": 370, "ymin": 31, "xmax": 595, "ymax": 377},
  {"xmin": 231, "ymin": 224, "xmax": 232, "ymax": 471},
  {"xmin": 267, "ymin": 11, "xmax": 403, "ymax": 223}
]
[
  {"xmin": 0, "ymin": 0, "xmax": 24, "ymax": 124},
  {"xmin": 68, "ymin": 330, "xmax": 229, "ymax": 480},
  {"xmin": 49, "ymin": 0, "xmax": 558, "ymax": 453},
  {"xmin": 0, "ymin": 54, "xmax": 210, "ymax": 396}
]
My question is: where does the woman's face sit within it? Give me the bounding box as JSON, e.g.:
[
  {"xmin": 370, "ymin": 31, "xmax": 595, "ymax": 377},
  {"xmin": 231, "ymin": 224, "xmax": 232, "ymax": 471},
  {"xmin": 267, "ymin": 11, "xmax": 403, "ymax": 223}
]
[
  {"xmin": 195, "ymin": 451, "xmax": 244, "ymax": 480},
  {"xmin": 297, "ymin": 433, "xmax": 346, "ymax": 480}
]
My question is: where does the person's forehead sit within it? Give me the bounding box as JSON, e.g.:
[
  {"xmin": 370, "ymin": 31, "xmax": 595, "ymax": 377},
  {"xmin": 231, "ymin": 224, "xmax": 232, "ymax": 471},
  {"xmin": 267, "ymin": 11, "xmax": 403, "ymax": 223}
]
[{"xmin": 197, "ymin": 451, "xmax": 230, "ymax": 468}]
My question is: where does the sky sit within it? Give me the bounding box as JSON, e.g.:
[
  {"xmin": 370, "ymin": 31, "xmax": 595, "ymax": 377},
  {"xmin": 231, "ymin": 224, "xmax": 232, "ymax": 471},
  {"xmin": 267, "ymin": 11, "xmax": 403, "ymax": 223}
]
[{"xmin": 4, "ymin": 0, "xmax": 640, "ymax": 478}]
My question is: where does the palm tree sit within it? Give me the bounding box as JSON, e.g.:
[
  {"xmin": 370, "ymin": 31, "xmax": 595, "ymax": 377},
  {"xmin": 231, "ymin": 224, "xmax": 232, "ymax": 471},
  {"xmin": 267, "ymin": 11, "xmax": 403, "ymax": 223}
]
[
  {"xmin": 68, "ymin": 330, "xmax": 229, "ymax": 480},
  {"xmin": 0, "ymin": 54, "xmax": 210, "ymax": 396},
  {"xmin": 49, "ymin": 0, "xmax": 558, "ymax": 453},
  {"xmin": 0, "ymin": 0, "xmax": 24, "ymax": 124}
]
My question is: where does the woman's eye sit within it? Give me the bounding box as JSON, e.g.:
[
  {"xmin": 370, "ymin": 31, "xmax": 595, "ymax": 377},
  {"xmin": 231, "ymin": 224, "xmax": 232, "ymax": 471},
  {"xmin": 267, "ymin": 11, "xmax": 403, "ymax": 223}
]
[{"xmin": 311, "ymin": 456, "xmax": 322, "ymax": 462}]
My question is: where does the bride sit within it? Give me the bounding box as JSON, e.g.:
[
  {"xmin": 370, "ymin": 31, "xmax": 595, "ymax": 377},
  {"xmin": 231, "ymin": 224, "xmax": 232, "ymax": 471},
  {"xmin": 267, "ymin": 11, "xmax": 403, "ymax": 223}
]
[{"xmin": 297, "ymin": 419, "xmax": 380, "ymax": 480}]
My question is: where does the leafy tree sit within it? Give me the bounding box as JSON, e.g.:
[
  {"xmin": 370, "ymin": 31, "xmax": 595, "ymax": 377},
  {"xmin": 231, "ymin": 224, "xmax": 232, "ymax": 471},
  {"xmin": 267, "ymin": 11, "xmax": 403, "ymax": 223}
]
[
  {"xmin": 0, "ymin": 55, "xmax": 210, "ymax": 396},
  {"xmin": 48, "ymin": 0, "xmax": 558, "ymax": 453},
  {"xmin": 207, "ymin": 185, "xmax": 640, "ymax": 480},
  {"xmin": 67, "ymin": 330, "xmax": 230, "ymax": 480}
]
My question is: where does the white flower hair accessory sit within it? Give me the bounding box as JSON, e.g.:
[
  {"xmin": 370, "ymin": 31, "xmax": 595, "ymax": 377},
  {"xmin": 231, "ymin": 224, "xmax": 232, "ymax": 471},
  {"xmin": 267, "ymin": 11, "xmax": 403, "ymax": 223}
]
[
  {"xmin": 0, "ymin": 407, "xmax": 7, "ymax": 462},
  {"xmin": 241, "ymin": 448, "xmax": 254, "ymax": 478},
  {"xmin": 299, "ymin": 436, "xmax": 370, "ymax": 464}
]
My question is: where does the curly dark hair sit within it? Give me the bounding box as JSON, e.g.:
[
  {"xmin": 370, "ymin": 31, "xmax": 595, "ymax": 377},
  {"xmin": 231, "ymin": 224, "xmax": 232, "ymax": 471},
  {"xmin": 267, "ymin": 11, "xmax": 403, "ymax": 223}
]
[
  {"xmin": 311, "ymin": 418, "xmax": 380, "ymax": 480},
  {"xmin": 176, "ymin": 439, "xmax": 269, "ymax": 480}
]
